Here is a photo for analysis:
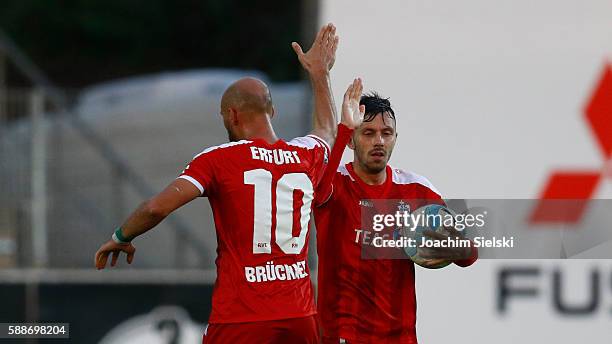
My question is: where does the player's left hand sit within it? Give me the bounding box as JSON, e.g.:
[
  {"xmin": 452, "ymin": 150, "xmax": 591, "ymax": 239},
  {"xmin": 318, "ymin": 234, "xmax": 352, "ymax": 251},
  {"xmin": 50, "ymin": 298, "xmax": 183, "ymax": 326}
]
[
  {"xmin": 419, "ymin": 226, "xmax": 472, "ymax": 261},
  {"xmin": 95, "ymin": 240, "xmax": 136, "ymax": 270},
  {"xmin": 292, "ymin": 23, "xmax": 339, "ymax": 75}
]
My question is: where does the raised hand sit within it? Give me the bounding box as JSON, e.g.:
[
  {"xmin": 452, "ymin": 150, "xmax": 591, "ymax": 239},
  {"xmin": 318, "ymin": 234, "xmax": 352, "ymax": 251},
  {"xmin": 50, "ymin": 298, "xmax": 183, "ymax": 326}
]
[
  {"xmin": 292, "ymin": 23, "xmax": 339, "ymax": 75},
  {"xmin": 341, "ymin": 78, "xmax": 365, "ymax": 129}
]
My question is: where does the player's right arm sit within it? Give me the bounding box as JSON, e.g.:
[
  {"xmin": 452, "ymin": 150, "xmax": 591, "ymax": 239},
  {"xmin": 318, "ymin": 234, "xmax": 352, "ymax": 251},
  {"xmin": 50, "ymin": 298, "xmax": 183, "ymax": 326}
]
[
  {"xmin": 315, "ymin": 78, "xmax": 365, "ymax": 206},
  {"xmin": 292, "ymin": 23, "xmax": 339, "ymax": 147},
  {"xmin": 95, "ymin": 148, "xmax": 215, "ymax": 270}
]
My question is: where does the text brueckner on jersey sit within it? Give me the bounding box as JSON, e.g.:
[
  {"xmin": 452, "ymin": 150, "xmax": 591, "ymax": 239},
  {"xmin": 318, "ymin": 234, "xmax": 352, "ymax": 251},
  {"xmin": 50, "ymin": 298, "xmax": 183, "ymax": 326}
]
[{"xmin": 244, "ymin": 260, "xmax": 309, "ymax": 283}]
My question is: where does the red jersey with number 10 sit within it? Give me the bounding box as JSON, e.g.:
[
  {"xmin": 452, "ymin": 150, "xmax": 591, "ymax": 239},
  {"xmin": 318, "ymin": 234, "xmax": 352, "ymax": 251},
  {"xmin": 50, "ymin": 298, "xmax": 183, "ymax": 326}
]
[{"xmin": 179, "ymin": 135, "xmax": 330, "ymax": 324}]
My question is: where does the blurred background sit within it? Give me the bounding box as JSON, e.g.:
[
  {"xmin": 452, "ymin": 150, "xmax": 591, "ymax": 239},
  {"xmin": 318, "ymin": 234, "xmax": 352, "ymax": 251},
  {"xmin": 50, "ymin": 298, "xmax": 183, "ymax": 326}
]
[{"xmin": 0, "ymin": 0, "xmax": 611, "ymax": 343}]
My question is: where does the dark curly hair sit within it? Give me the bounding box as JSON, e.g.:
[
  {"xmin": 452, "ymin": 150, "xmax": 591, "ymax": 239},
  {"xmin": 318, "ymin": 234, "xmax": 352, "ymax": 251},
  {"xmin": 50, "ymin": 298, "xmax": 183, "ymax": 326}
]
[{"xmin": 359, "ymin": 92, "xmax": 395, "ymax": 124}]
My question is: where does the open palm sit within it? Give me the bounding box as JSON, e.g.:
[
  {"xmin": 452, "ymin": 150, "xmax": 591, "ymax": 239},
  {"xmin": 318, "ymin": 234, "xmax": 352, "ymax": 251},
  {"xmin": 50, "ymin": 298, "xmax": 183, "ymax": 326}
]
[
  {"xmin": 292, "ymin": 23, "xmax": 338, "ymax": 75},
  {"xmin": 341, "ymin": 78, "xmax": 365, "ymax": 129}
]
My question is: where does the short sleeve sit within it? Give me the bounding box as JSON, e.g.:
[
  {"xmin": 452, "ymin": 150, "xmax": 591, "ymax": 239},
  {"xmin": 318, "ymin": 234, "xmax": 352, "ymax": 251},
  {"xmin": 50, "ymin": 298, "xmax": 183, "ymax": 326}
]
[
  {"xmin": 288, "ymin": 134, "xmax": 331, "ymax": 188},
  {"xmin": 178, "ymin": 149, "xmax": 216, "ymax": 196},
  {"xmin": 288, "ymin": 134, "xmax": 330, "ymax": 161}
]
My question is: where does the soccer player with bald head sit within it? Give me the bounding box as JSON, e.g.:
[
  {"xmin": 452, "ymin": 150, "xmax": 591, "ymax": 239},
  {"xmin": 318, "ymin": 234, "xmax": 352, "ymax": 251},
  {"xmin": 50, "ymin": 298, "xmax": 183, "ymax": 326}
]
[{"xmin": 94, "ymin": 24, "xmax": 362, "ymax": 343}]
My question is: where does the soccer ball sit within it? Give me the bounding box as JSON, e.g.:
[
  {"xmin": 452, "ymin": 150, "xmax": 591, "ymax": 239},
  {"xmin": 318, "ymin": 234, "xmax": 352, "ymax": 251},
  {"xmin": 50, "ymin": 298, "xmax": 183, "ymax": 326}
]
[{"xmin": 400, "ymin": 204, "xmax": 455, "ymax": 269}]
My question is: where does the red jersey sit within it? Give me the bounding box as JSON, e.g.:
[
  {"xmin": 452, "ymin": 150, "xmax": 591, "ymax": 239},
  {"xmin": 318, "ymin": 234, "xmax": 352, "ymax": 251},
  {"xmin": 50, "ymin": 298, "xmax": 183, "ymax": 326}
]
[
  {"xmin": 179, "ymin": 134, "xmax": 330, "ymax": 324},
  {"xmin": 315, "ymin": 162, "xmax": 476, "ymax": 343}
]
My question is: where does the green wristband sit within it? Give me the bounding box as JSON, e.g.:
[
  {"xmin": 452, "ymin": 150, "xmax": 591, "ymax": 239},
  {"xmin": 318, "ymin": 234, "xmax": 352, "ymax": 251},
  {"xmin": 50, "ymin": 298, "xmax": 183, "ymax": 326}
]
[{"xmin": 112, "ymin": 227, "xmax": 131, "ymax": 244}]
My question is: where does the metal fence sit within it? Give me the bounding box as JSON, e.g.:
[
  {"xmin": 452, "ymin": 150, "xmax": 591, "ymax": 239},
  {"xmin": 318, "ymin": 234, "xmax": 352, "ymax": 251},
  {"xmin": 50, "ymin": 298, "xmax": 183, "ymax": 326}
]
[{"xmin": 0, "ymin": 88, "xmax": 213, "ymax": 270}]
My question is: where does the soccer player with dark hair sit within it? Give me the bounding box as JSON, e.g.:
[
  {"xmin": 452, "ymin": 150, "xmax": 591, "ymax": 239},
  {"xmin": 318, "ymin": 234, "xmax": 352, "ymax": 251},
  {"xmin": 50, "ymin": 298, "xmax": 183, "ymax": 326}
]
[
  {"xmin": 314, "ymin": 92, "xmax": 478, "ymax": 343},
  {"xmin": 94, "ymin": 24, "xmax": 364, "ymax": 343}
]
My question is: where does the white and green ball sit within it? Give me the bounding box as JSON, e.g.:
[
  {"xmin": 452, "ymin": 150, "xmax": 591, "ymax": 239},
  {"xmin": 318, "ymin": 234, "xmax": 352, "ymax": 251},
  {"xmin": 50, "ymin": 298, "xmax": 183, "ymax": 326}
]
[{"xmin": 401, "ymin": 204, "xmax": 455, "ymax": 269}]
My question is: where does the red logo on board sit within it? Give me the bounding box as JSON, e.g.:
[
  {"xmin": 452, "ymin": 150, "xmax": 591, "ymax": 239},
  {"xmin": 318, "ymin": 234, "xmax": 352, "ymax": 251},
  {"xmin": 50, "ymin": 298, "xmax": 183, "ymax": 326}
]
[{"xmin": 530, "ymin": 63, "xmax": 611, "ymax": 224}]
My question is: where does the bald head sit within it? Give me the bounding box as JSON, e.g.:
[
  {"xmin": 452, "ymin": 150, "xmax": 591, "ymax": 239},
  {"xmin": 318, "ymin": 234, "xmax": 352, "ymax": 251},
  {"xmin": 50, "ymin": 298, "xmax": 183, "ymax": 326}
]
[{"xmin": 221, "ymin": 77, "xmax": 273, "ymax": 115}]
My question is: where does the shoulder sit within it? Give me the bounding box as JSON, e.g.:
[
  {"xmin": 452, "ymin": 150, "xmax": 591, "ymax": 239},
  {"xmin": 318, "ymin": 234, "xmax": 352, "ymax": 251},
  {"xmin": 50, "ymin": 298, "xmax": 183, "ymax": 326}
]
[
  {"xmin": 287, "ymin": 134, "xmax": 331, "ymax": 152},
  {"xmin": 191, "ymin": 140, "xmax": 253, "ymax": 160},
  {"xmin": 389, "ymin": 166, "xmax": 441, "ymax": 197}
]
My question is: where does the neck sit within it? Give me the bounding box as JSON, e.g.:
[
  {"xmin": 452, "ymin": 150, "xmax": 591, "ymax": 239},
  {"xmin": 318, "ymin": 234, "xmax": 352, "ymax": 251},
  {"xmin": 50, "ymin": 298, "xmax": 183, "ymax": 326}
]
[
  {"xmin": 245, "ymin": 130, "xmax": 278, "ymax": 144},
  {"xmin": 352, "ymin": 161, "xmax": 387, "ymax": 185},
  {"xmin": 242, "ymin": 115, "xmax": 278, "ymax": 144}
]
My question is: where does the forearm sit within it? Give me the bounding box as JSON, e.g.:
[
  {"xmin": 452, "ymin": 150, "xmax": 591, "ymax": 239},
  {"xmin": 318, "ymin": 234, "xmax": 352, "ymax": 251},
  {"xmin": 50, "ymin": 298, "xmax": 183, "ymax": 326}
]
[
  {"xmin": 316, "ymin": 123, "xmax": 352, "ymax": 205},
  {"xmin": 326, "ymin": 123, "xmax": 352, "ymax": 173},
  {"xmin": 113, "ymin": 179, "xmax": 200, "ymax": 242},
  {"xmin": 118, "ymin": 200, "xmax": 169, "ymax": 240},
  {"xmin": 309, "ymin": 71, "xmax": 337, "ymax": 145}
]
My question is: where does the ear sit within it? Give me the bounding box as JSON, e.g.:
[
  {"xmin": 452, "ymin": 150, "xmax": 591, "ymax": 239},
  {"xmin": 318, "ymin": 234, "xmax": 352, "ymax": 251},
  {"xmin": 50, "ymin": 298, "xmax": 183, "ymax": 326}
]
[
  {"xmin": 229, "ymin": 108, "xmax": 240, "ymax": 126},
  {"xmin": 271, "ymin": 105, "xmax": 276, "ymax": 119}
]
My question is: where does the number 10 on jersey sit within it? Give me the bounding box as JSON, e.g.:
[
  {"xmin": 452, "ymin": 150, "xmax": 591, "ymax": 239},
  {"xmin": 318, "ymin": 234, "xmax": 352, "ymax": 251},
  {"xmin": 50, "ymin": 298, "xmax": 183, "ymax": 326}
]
[{"xmin": 244, "ymin": 169, "xmax": 313, "ymax": 255}]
